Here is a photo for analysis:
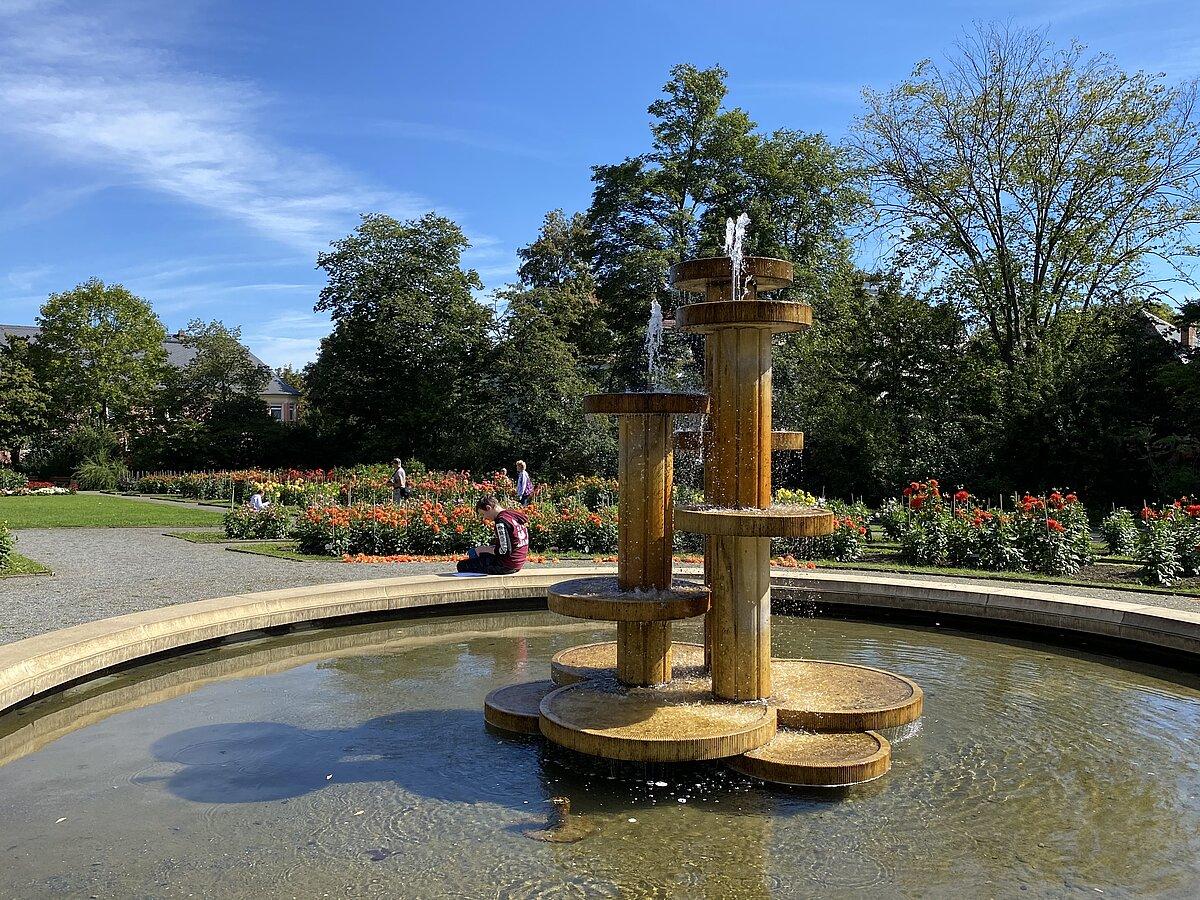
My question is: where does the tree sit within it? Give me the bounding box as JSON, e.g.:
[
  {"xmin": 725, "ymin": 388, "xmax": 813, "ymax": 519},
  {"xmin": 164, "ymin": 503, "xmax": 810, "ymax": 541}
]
[
  {"xmin": 177, "ymin": 319, "xmax": 271, "ymax": 415},
  {"xmin": 855, "ymin": 24, "xmax": 1200, "ymax": 370},
  {"xmin": 305, "ymin": 213, "xmax": 494, "ymax": 466},
  {"xmin": 275, "ymin": 365, "xmax": 306, "ymax": 394},
  {"xmin": 486, "ymin": 288, "xmax": 616, "ymax": 479},
  {"xmin": 514, "ymin": 210, "xmax": 609, "ymax": 371},
  {"xmin": 36, "ymin": 278, "xmax": 167, "ymax": 425},
  {"xmin": 0, "ymin": 335, "xmax": 51, "ymax": 467},
  {"xmin": 587, "ymin": 64, "xmax": 865, "ymax": 390}
]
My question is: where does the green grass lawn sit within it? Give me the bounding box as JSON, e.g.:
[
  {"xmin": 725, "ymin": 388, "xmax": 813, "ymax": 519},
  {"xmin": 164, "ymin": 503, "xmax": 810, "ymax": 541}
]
[
  {"xmin": 165, "ymin": 531, "xmax": 276, "ymax": 544},
  {"xmin": 0, "ymin": 494, "xmax": 224, "ymax": 529},
  {"xmin": 0, "ymin": 552, "xmax": 52, "ymax": 577}
]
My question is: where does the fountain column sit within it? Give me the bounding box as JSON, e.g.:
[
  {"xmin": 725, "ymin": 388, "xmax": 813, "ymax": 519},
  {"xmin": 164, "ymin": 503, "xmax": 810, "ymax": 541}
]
[
  {"xmin": 614, "ymin": 409, "xmax": 674, "ymax": 685},
  {"xmin": 672, "ymin": 256, "xmax": 827, "ymax": 702}
]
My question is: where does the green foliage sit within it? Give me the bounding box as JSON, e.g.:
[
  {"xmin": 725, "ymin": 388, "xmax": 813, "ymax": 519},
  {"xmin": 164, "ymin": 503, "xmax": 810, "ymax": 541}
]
[
  {"xmin": 855, "ymin": 24, "xmax": 1200, "ymax": 372},
  {"xmin": 1137, "ymin": 517, "xmax": 1183, "ymax": 586},
  {"xmin": 0, "ymin": 468, "xmax": 26, "ymax": 492},
  {"xmin": 73, "ymin": 451, "xmax": 130, "ymax": 491},
  {"xmin": 0, "ymin": 335, "xmax": 51, "ymax": 465},
  {"xmin": 224, "ymin": 505, "xmax": 293, "ymax": 540},
  {"xmin": 0, "ymin": 523, "xmax": 13, "ymax": 569},
  {"xmin": 1102, "ymin": 509, "xmax": 1139, "ymax": 555},
  {"xmin": 36, "ymin": 277, "xmax": 167, "ymax": 424},
  {"xmin": 305, "ymin": 213, "xmax": 493, "ymax": 467},
  {"xmin": 177, "ymin": 319, "xmax": 271, "ymax": 412}
]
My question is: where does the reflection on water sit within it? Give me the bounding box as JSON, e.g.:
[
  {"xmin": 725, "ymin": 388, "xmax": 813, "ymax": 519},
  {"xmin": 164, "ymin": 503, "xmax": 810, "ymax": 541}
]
[{"xmin": 0, "ymin": 612, "xmax": 1198, "ymax": 898}]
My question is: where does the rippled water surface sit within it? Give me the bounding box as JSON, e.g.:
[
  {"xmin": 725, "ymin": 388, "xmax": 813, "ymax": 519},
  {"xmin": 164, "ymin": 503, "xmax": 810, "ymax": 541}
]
[{"xmin": 1, "ymin": 611, "xmax": 1198, "ymax": 898}]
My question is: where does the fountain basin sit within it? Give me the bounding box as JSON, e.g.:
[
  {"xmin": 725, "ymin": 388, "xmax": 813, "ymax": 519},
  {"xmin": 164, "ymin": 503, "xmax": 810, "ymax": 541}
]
[
  {"xmin": 547, "ymin": 577, "xmax": 710, "ymax": 622},
  {"xmin": 582, "ymin": 392, "xmax": 709, "ymax": 416},
  {"xmin": 551, "ymin": 640, "xmax": 707, "ymax": 685},
  {"xmin": 670, "ymin": 256, "xmax": 794, "ymax": 292},
  {"xmin": 675, "ymin": 504, "xmax": 836, "ymax": 538},
  {"xmin": 539, "ymin": 676, "xmax": 776, "ymax": 762},
  {"xmin": 676, "ymin": 299, "xmax": 812, "ymax": 333}
]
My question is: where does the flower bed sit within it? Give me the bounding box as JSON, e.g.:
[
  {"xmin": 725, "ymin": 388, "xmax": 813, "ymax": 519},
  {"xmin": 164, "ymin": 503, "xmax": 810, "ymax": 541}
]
[
  {"xmin": 223, "ymin": 505, "xmax": 295, "ymax": 540},
  {"xmin": 134, "ymin": 466, "xmax": 616, "ymax": 511},
  {"xmin": 1131, "ymin": 500, "xmax": 1200, "ymax": 585},
  {"xmin": 291, "ymin": 499, "xmax": 620, "ymax": 558},
  {"xmin": 888, "ymin": 481, "xmax": 1092, "ymax": 576},
  {"xmin": 0, "ymin": 469, "xmax": 74, "ymax": 497}
]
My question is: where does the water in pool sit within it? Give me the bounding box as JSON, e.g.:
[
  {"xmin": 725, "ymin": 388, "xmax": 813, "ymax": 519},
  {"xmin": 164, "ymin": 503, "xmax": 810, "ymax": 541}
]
[{"xmin": 1, "ymin": 611, "xmax": 1197, "ymax": 898}]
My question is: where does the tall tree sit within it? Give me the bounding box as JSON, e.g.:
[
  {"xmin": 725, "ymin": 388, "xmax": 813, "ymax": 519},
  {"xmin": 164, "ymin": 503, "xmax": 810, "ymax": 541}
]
[
  {"xmin": 305, "ymin": 213, "xmax": 493, "ymax": 466},
  {"xmin": 0, "ymin": 335, "xmax": 51, "ymax": 467},
  {"xmin": 177, "ymin": 319, "xmax": 271, "ymax": 413},
  {"xmin": 854, "ymin": 24, "xmax": 1200, "ymax": 370},
  {"xmin": 514, "ymin": 210, "xmax": 609, "ymax": 368},
  {"xmin": 36, "ymin": 278, "xmax": 167, "ymax": 425}
]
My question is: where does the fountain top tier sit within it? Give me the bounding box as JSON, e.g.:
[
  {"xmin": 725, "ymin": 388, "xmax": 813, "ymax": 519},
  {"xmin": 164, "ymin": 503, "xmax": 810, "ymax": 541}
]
[
  {"xmin": 582, "ymin": 392, "xmax": 708, "ymax": 417},
  {"xmin": 670, "ymin": 255, "xmax": 793, "ymax": 297}
]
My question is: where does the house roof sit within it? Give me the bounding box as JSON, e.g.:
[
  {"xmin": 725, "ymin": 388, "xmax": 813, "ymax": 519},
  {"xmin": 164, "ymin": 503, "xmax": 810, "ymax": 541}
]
[
  {"xmin": 1141, "ymin": 310, "xmax": 1192, "ymax": 364},
  {"xmin": 1, "ymin": 324, "xmax": 301, "ymax": 395}
]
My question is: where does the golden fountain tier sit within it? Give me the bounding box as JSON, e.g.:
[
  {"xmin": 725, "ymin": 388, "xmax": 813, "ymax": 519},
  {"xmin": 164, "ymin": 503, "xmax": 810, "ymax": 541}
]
[
  {"xmin": 484, "ymin": 253, "xmax": 925, "ymax": 788},
  {"xmin": 550, "ymin": 641, "xmax": 707, "ymax": 686}
]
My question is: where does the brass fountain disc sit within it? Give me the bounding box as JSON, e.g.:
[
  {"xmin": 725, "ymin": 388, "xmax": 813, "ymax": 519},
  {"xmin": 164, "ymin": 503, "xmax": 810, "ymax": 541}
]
[
  {"xmin": 670, "ymin": 256, "xmax": 794, "ymax": 293},
  {"xmin": 675, "ymin": 504, "xmax": 836, "ymax": 538},
  {"xmin": 728, "ymin": 728, "xmax": 891, "ymax": 787},
  {"xmin": 771, "ymin": 659, "xmax": 924, "ymax": 731},
  {"xmin": 676, "ymin": 300, "xmax": 812, "ymax": 334},
  {"xmin": 548, "ymin": 577, "xmax": 710, "ymax": 623},
  {"xmin": 675, "ymin": 429, "xmax": 804, "ymax": 453},
  {"xmin": 551, "ymin": 640, "xmax": 707, "ymax": 686},
  {"xmin": 483, "ymin": 680, "xmax": 559, "ymax": 734},
  {"xmin": 582, "ymin": 393, "xmax": 709, "ymax": 416},
  {"xmin": 539, "ymin": 676, "xmax": 776, "ymax": 762}
]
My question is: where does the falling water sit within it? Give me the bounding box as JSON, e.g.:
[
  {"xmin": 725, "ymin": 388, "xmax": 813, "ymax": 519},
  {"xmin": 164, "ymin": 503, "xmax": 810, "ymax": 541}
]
[
  {"xmin": 646, "ymin": 296, "xmax": 665, "ymax": 388},
  {"xmin": 723, "ymin": 212, "xmax": 750, "ymax": 300}
]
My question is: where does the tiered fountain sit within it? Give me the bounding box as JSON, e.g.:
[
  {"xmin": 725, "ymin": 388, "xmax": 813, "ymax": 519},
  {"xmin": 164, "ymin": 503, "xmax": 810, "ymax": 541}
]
[{"xmin": 484, "ymin": 242, "xmax": 924, "ymax": 787}]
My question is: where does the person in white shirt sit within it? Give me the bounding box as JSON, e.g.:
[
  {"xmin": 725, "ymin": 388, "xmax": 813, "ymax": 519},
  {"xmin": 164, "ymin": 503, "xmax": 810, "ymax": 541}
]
[
  {"xmin": 515, "ymin": 460, "xmax": 534, "ymax": 506},
  {"xmin": 390, "ymin": 458, "xmax": 408, "ymax": 503},
  {"xmin": 249, "ymin": 487, "xmax": 270, "ymax": 511}
]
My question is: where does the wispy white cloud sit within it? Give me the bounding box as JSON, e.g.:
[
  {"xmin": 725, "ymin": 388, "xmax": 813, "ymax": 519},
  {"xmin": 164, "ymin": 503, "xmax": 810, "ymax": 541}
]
[
  {"xmin": 242, "ymin": 309, "xmax": 333, "ymax": 369},
  {"xmin": 0, "ymin": 0, "xmax": 425, "ymax": 250}
]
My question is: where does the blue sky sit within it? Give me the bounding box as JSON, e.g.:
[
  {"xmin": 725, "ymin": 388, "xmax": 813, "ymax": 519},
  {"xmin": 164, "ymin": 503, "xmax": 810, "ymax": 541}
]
[{"xmin": 1, "ymin": 0, "xmax": 1198, "ymax": 367}]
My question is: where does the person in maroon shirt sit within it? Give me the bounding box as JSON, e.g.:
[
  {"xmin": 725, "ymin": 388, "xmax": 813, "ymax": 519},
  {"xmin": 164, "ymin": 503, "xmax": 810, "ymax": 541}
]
[{"xmin": 456, "ymin": 495, "xmax": 530, "ymax": 575}]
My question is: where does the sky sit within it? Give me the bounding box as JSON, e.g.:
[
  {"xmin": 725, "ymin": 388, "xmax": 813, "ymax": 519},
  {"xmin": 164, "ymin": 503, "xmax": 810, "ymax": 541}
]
[{"xmin": 1, "ymin": 0, "xmax": 1199, "ymax": 368}]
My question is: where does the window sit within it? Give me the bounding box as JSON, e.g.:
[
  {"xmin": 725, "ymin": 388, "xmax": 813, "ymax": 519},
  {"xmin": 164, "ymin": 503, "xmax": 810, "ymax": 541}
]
[{"xmin": 270, "ymin": 406, "xmax": 283, "ymax": 421}]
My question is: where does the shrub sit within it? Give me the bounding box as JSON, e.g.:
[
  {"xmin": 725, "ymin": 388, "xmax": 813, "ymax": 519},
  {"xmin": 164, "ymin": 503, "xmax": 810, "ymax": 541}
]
[
  {"xmin": 74, "ymin": 452, "xmax": 129, "ymax": 491},
  {"xmin": 894, "ymin": 482, "xmax": 1091, "ymax": 576},
  {"xmin": 0, "ymin": 468, "xmax": 25, "ymax": 492},
  {"xmin": 1135, "ymin": 500, "xmax": 1200, "ymax": 585},
  {"xmin": 0, "ymin": 523, "xmax": 13, "ymax": 570},
  {"xmin": 1101, "ymin": 508, "xmax": 1138, "ymax": 556},
  {"xmin": 224, "ymin": 505, "xmax": 294, "ymax": 540}
]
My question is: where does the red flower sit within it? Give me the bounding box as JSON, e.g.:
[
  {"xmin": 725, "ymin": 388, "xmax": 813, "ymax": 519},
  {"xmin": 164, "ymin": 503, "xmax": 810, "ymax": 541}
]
[
  {"xmin": 910, "ymin": 494, "xmax": 925, "ymax": 510},
  {"xmin": 1065, "ymin": 493, "xmax": 1078, "ymax": 503},
  {"xmin": 1141, "ymin": 507, "xmax": 1156, "ymax": 521},
  {"xmin": 954, "ymin": 489, "xmax": 969, "ymax": 503},
  {"xmin": 1047, "ymin": 518, "xmax": 1064, "ymax": 532}
]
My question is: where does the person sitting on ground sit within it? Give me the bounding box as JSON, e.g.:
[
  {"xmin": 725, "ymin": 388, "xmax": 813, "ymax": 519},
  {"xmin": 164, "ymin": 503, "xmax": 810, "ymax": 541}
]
[
  {"xmin": 456, "ymin": 495, "xmax": 530, "ymax": 575},
  {"xmin": 249, "ymin": 486, "xmax": 270, "ymax": 512},
  {"xmin": 390, "ymin": 457, "xmax": 408, "ymax": 503},
  {"xmin": 515, "ymin": 459, "xmax": 534, "ymax": 506}
]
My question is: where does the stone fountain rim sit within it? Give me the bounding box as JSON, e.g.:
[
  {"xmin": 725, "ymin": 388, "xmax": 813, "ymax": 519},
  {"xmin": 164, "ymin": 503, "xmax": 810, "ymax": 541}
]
[{"xmin": 2, "ymin": 565, "xmax": 1198, "ymax": 718}]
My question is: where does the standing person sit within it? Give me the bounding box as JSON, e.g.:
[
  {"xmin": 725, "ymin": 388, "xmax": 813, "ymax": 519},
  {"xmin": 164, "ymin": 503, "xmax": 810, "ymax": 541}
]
[
  {"xmin": 390, "ymin": 458, "xmax": 408, "ymax": 503},
  {"xmin": 456, "ymin": 496, "xmax": 530, "ymax": 575},
  {"xmin": 515, "ymin": 460, "xmax": 534, "ymax": 506}
]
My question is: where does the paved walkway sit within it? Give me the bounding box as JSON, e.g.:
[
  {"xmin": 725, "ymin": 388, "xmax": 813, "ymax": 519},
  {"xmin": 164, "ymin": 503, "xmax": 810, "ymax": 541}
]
[{"xmin": 2, "ymin": 525, "xmax": 1196, "ymax": 645}]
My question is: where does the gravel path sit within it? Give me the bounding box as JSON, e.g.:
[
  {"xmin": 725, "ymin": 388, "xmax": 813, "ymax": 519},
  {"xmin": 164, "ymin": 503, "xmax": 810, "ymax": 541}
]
[{"xmin": 2, "ymin": 527, "xmax": 1196, "ymax": 645}]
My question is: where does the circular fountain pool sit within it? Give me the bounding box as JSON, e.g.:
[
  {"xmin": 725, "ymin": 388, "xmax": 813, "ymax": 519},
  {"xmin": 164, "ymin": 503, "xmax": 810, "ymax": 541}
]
[{"xmin": 1, "ymin": 610, "xmax": 1197, "ymax": 897}]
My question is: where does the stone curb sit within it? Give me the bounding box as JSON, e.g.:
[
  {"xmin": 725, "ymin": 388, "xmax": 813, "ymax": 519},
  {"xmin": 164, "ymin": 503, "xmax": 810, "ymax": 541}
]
[{"xmin": 2, "ymin": 566, "xmax": 1198, "ymax": 716}]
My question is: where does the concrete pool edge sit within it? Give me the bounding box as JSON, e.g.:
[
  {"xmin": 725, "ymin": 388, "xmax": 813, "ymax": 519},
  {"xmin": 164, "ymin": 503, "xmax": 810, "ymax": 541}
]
[{"xmin": 2, "ymin": 566, "xmax": 1198, "ymax": 714}]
